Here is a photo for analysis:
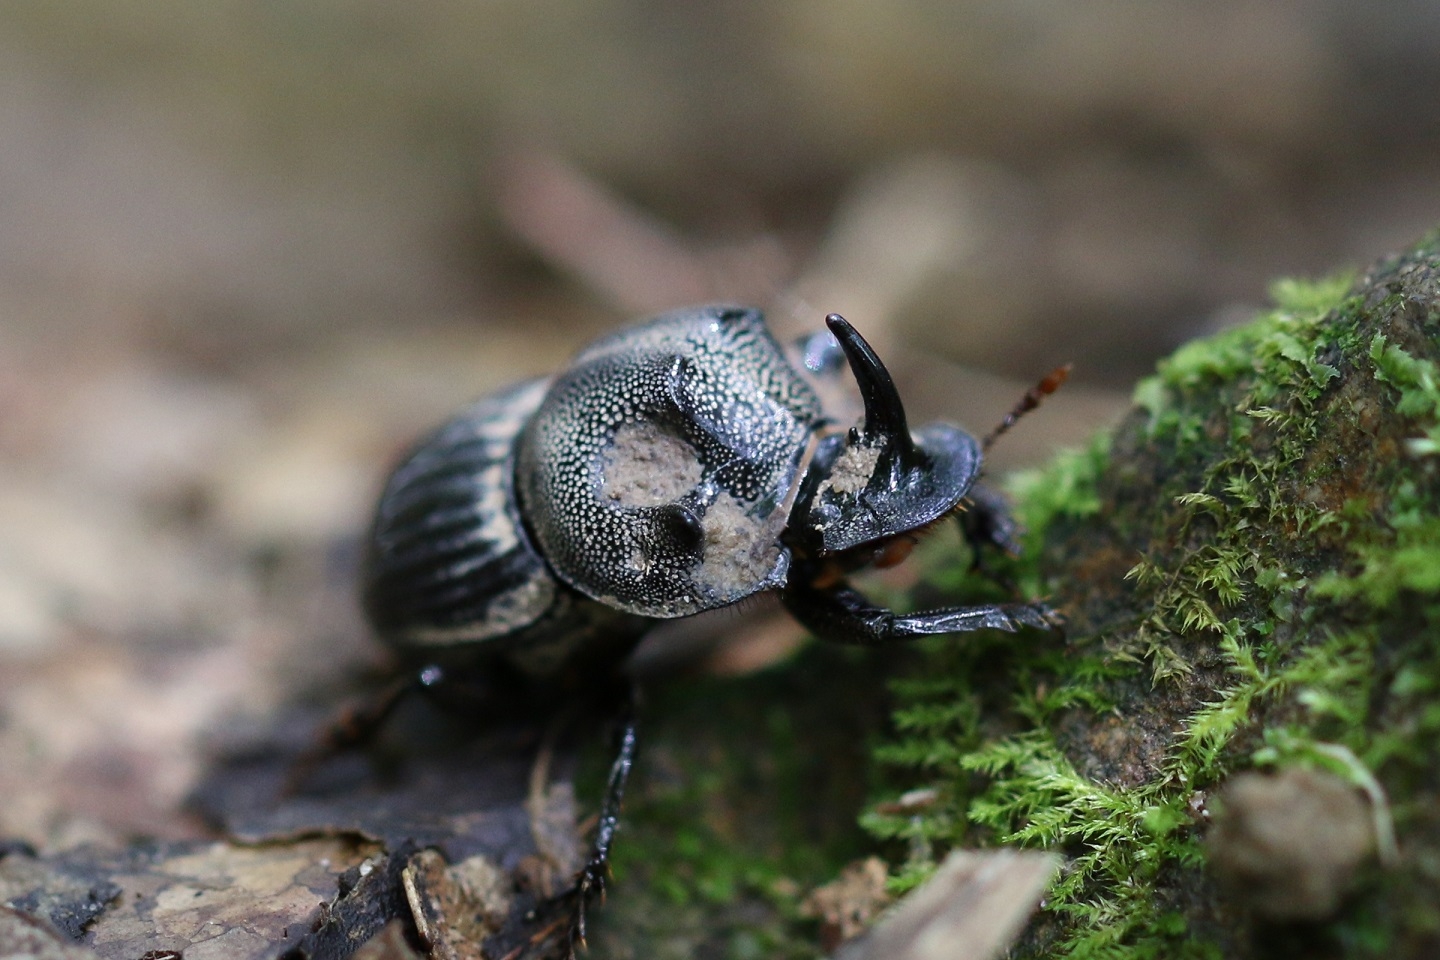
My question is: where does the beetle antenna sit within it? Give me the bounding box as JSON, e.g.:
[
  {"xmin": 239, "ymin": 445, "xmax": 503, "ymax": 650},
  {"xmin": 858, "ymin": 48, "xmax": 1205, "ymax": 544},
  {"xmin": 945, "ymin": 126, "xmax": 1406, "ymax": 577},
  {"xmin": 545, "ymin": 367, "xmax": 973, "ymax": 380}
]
[
  {"xmin": 825, "ymin": 313, "xmax": 915, "ymax": 453},
  {"xmin": 982, "ymin": 364, "xmax": 1071, "ymax": 451}
]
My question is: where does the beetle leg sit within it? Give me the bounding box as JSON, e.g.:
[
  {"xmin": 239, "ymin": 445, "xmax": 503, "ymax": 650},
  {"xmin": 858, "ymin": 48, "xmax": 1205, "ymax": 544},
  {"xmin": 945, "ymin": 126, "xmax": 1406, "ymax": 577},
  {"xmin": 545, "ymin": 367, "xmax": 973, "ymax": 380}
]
[
  {"xmin": 284, "ymin": 662, "xmax": 513, "ymax": 794},
  {"xmin": 283, "ymin": 671, "xmax": 426, "ymax": 794},
  {"xmin": 782, "ymin": 577, "xmax": 1060, "ymax": 646},
  {"xmin": 957, "ymin": 483, "xmax": 1024, "ymax": 558},
  {"xmin": 952, "ymin": 484, "xmax": 1025, "ymax": 595},
  {"xmin": 566, "ymin": 685, "xmax": 640, "ymax": 956}
]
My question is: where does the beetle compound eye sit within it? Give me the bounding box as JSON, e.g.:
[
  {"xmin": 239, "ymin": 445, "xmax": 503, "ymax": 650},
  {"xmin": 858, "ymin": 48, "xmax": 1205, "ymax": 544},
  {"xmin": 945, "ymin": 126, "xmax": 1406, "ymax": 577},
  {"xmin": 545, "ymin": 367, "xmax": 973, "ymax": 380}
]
[{"xmin": 872, "ymin": 534, "xmax": 918, "ymax": 569}]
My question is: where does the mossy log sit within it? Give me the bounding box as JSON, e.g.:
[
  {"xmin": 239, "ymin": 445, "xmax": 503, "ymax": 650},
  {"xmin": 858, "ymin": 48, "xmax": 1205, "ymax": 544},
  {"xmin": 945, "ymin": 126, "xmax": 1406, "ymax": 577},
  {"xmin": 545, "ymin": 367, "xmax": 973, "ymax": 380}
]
[
  {"xmin": 861, "ymin": 230, "xmax": 1440, "ymax": 958},
  {"xmin": 9, "ymin": 236, "xmax": 1440, "ymax": 960}
]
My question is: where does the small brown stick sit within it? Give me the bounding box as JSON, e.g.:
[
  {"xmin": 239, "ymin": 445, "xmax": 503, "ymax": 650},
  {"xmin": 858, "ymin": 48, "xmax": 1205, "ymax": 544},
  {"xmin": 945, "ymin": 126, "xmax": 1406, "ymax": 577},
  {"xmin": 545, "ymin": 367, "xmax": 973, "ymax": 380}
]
[{"xmin": 982, "ymin": 363, "xmax": 1072, "ymax": 452}]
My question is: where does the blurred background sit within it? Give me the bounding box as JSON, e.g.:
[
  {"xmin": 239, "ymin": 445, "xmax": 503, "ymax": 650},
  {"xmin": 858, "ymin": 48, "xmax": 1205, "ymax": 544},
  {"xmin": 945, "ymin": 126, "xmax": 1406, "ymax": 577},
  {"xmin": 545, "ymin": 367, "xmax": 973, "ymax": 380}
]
[{"xmin": 2, "ymin": 1, "xmax": 1440, "ymax": 851}]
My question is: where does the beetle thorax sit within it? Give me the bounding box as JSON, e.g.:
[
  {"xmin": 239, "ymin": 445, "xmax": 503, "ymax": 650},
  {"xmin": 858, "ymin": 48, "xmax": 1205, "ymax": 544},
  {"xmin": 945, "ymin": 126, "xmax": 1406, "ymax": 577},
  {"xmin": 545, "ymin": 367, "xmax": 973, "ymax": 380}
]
[{"xmin": 516, "ymin": 306, "xmax": 824, "ymax": 618}]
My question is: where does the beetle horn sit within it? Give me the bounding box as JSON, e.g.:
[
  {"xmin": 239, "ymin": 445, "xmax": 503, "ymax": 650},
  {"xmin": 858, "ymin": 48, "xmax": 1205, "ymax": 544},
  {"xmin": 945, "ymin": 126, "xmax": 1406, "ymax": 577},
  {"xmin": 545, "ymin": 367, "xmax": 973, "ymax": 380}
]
[
  {"xmin": 825, "ymin": 314, "xmax": 916, "ymax": 455},
  {"xmin": 790, "ymin": 314, "xmax": 982, "ymax": 555}
]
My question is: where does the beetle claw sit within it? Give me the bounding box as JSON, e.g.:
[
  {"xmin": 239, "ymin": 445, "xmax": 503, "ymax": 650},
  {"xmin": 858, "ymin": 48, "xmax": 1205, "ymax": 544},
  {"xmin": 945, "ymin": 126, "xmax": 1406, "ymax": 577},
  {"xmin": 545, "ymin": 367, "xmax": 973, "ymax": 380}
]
[{"xmin": 563, "ymin": 860, "xmax": 609, "ymax": 955}]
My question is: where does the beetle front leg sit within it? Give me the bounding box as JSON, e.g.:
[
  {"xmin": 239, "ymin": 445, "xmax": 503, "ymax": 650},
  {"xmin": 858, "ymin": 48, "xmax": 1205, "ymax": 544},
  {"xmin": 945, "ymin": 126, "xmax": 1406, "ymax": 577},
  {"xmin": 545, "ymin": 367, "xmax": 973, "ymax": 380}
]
[
  {"xmin": 565, "ymin": 686, "xmax": 640, "ymax": 956},
  {"xmin": 957, "ymin": 483, "xmax": 1024, "ymax": 557},
  {"xmin": 781, "ymin": 578, "xmax": 1059, "ymax": 646}
]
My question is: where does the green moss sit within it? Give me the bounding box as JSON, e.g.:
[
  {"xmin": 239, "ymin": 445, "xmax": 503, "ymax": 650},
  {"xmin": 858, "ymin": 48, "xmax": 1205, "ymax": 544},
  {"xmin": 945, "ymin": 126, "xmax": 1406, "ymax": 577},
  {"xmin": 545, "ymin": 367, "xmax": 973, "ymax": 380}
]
[
  {"xmin": 1368, "ymin": 334, "xmax": 1440, "ymax": 457},
  {"xmin": 863, "ymin": 231, "xmax": 1440, "ymax": 958},
  {"xmin": 588, "ymin": 643, "xmax": 888, "ymax": 960}
]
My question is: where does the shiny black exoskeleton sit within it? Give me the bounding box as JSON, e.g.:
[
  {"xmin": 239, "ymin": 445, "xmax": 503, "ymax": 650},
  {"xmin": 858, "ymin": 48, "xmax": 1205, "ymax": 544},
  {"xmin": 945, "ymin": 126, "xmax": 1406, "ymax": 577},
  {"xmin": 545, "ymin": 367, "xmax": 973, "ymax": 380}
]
[{"xmin": 357, "ymin": 306, "xmax": 1059, "ymax": 951}]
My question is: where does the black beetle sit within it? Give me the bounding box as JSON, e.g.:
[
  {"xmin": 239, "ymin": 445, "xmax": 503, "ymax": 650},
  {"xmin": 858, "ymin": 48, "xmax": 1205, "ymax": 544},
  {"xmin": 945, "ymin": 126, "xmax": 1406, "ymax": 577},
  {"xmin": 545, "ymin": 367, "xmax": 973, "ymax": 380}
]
[{"xmin": 355, "ymin": 305, "xmax": 1059, "ymax": 949}]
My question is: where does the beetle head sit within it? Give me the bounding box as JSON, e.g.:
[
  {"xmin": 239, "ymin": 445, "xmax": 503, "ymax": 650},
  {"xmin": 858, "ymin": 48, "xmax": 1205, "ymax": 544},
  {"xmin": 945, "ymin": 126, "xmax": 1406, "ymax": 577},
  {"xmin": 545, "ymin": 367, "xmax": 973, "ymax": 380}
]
[{"xmin": 788, "ymin": 314, "xmax": 982, "ymax": 558}]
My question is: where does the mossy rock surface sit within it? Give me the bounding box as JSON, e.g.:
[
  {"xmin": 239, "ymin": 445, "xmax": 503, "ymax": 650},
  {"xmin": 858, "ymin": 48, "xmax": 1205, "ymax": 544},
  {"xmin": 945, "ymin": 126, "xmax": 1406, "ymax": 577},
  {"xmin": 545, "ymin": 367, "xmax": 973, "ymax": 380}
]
[{"xmin": 864, "ymin": 231, "xmax": 1440, "ymax": 957}]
